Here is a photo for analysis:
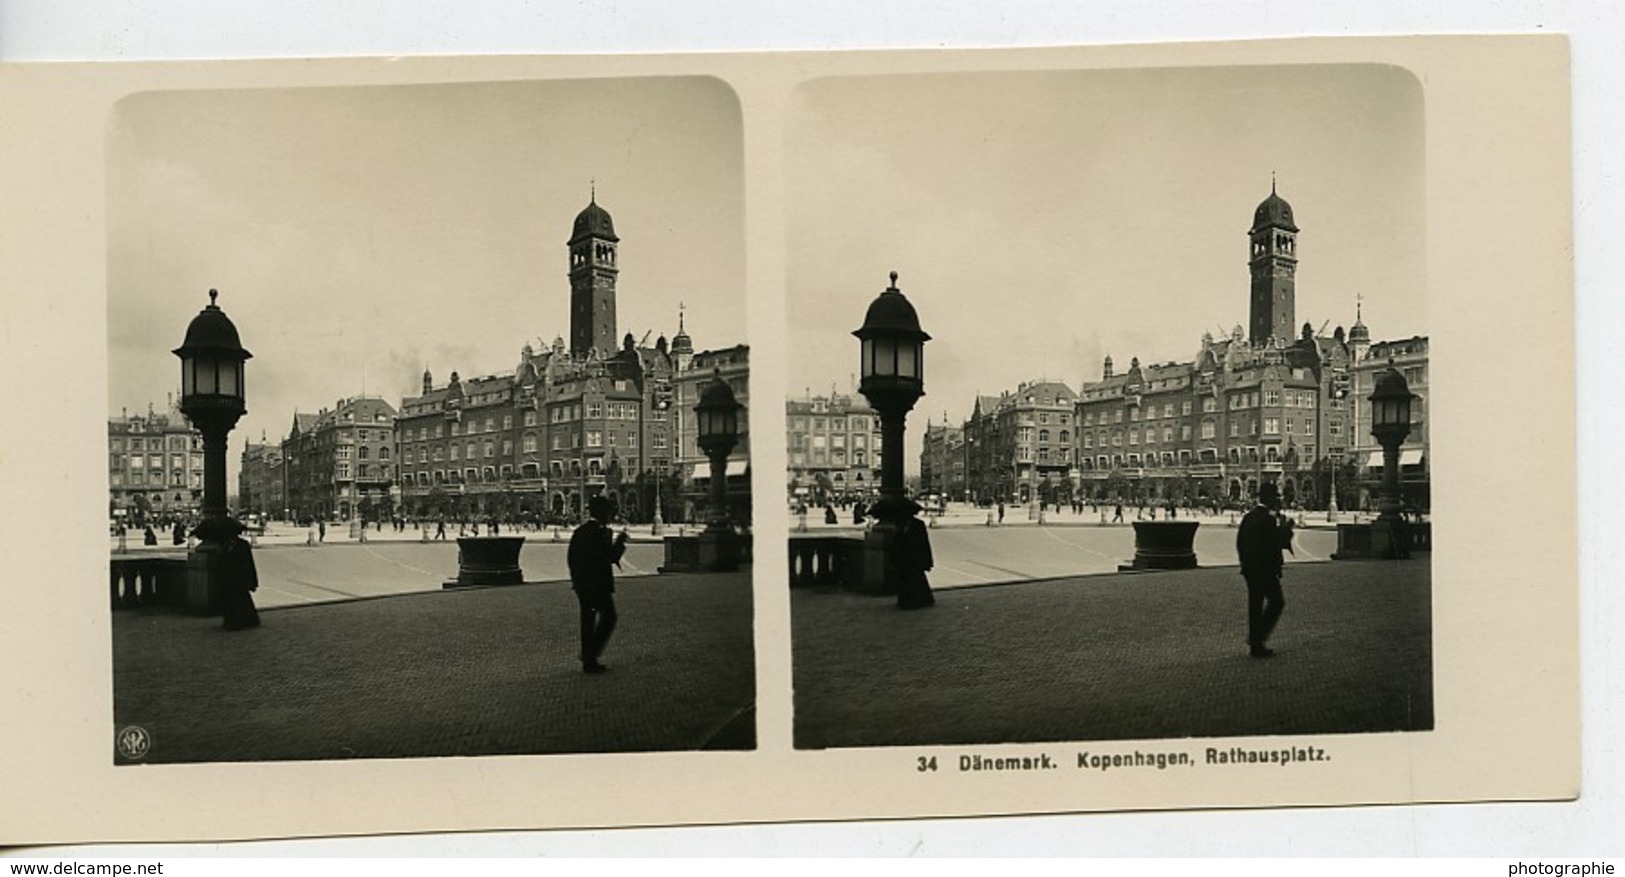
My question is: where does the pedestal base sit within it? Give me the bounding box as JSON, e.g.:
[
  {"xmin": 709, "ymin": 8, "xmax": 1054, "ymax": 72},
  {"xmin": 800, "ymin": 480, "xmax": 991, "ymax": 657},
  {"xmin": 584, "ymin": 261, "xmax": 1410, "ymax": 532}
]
[
  {"xmin": 860, "ymin": 525, "xmax": 898, "ymax": 596},
  {"xmin": 1331, "ymin": 519, "xmax": 1414, "ymax": 560},
  {"xmin": 182, "ymin": 544, "xmax": 223, "ymax": 616},
  {"xmin": 698, "ymin": 528, "xmax": 741, "ymax": 572},
  {"xmin": 660, "ymin": 529, "xmax": 741, "ymax": 573},
  {"xmin": 1117, "ymin": 520, "xmax": 1200, "ymax": 571},
  {"xmin": 442, "ymin": 536, "xmax": 526, "ymax": 588}
]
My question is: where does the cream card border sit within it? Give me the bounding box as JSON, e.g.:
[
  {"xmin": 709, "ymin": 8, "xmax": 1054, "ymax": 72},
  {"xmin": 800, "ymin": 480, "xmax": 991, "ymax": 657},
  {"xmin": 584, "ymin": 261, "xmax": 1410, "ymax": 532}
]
[{"xmin": 0, "ymin": 35, "xmax": 1575, "ymax": 844}]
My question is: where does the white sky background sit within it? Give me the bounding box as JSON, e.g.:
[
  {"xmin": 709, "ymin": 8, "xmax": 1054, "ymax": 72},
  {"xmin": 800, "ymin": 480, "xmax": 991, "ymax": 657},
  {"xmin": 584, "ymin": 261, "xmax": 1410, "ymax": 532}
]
[
  {"xmin": 787, "ymin": 65, "xmax": 1425, "ymax": 467},
  {"xmin": 107, "ymin": 78, "xmax": 744, "ymax": 477}
]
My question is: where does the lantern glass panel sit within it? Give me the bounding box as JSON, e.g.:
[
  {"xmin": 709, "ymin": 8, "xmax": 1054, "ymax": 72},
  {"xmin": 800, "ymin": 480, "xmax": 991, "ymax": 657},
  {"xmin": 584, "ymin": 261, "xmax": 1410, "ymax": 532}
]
[
  {"xmin": 860, "ymin": 338, "xmax": 875, "ymax": 379},
  {"xmin": 898, "ymin": 340, "xmax": 917, "ymax": 380},
  {"xmin": 181, "ymin": 357, "xmax": 195, "ymax": 397},
  {"xmin": 220, "ymin": 360, "xmax": 240, "ymax": 398},
  {"xmin": 724, "ymin": 407, "xmax": 738, "ymax": 437},
  {"xmin": 198, "ymin": 358, "xmax": 219, "ymax": 395},
  {"xmin": 875, "ymin": 337, "xmax": 896, "ymax": 377}
]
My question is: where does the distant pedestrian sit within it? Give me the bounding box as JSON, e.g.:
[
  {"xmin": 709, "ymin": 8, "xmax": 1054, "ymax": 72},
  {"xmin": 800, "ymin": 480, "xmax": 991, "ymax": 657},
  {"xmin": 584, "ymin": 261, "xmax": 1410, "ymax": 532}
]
[
  {"xmin": 200, "ymin": 518, "xmax": 260, "ymax": 631},
  {"xmin": 1112, "ymin": 504, "xmax": 1124, "ymax": 524},
  {"xmin": 172, "ymin": 521, "xmax": 186, "ymax": 545},
  {"xmin": 893, "ymin": 503, "xmax": 936, "ymax": 610},
  {"xmin": 568, "ymin": 496, "xmax": 628, "ymax": 674},
  {"xmin": 435, "ymin": 518, "xmax": 447, "ymax": 540},
  {"xmin": 996, "ymin": 500, "xmax": 1005, "ymax": 524},
  {"xmin": 823, "ymin": 504, "xmax": 838, "ymax": 526},
  {"xmin": 853, "ymin": 500, "xmax": 867, "ymax": 526},
  {"xmin": 1236, "ymin": 482, "xmax": 1292, "ymax": 658},
  {"xmin": 317, "ymin": 520, "xmax": 326, "ymax": 542}
]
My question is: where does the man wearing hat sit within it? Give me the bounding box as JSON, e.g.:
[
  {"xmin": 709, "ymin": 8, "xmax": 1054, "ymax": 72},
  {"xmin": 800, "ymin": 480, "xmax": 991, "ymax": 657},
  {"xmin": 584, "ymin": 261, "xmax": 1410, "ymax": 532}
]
[
  {"xmin": 1236, "ymin": 481, "xmax": 1292, "ymax": 658},
  {"xmin": 568, "ymin": 495, "xmax": 629, "ymax": 674}
]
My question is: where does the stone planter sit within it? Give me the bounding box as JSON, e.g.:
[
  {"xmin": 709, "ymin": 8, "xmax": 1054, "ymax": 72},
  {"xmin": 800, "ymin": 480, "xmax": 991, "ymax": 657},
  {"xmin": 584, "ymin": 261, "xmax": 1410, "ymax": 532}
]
[
  {"xmin": 1118, "ymin": 520, "xmax": 1200, "ymax": 571},
  {"xmin": 443, "ymin": 536, "xmax": 526, "ymax": 588}
]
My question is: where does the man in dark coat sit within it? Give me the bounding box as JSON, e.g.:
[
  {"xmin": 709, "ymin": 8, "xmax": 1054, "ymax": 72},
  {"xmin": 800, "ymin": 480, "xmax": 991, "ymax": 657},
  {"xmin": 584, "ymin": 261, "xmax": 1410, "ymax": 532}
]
[
  {"xmin": 892, "ymin": 501, "xmax": 936, "ymax": 610},
  {"xmin": 1236, "ymin": 481, "xmax": 1292, "ymax": 658},
  {"xmin": 568, "ymin": 495, "xmax": 629, "ymax": 674}
]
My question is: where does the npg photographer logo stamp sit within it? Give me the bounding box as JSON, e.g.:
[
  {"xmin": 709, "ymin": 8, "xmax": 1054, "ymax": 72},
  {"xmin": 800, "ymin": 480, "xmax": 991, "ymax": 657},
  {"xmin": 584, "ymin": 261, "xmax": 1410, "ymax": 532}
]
[{"xmin": 116, "ymin": 724, "xmax": 152, "ymax": 761}]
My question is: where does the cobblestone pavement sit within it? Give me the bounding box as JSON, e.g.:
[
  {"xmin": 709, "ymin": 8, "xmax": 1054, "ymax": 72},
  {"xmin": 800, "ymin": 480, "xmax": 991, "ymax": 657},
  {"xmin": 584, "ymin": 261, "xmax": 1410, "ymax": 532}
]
[
  {"xmin": 791, "ymin": 559, "xmax": 1432, "ymax": 749},
  {"xmin": 113, "ymin": 572, "xmax": 754, "ymax": 763}
]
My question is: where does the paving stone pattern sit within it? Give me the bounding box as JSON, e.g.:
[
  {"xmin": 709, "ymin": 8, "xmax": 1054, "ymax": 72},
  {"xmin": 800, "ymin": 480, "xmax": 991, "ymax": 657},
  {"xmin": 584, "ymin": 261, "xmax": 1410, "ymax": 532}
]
[
  {"xmin": 792, "ymin": 560, "xmax": 1432, "ymax": 749},
  {"xmin": 114, "ymin": 572, "xmax": 755, "ymax": 763}
]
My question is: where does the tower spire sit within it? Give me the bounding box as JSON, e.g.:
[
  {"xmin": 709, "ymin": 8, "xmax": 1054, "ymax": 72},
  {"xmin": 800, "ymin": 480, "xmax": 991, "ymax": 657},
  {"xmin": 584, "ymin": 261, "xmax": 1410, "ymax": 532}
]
[
  {"xmin": 590, "ymin": 179, "xmax": 596, "ymax": 203},
  {"xmin": 1271, "ymin": 171, "xmax": 1276, "ymax": 194}
]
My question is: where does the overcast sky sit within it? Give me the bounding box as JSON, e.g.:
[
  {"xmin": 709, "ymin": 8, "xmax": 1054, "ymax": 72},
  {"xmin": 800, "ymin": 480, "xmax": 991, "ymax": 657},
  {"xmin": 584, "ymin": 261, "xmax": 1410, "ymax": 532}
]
[
  {"xmin": 107, "ymin": 77, "xmax": 744, "ymax": 483},
  {"xmin": 785, "ymin": 65, "xmax": 1426, "ymax": 468}
]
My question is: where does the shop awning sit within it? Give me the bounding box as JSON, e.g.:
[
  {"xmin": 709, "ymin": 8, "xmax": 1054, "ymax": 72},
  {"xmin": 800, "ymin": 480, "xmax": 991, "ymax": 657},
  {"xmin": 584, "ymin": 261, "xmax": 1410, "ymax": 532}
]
[
  {"xmin": 1366, "ymin": 449, "xmax": 1425, "ymax": 468},
  {"xmin": 692, "ymin": 460, "xmax": 751, "ymax": 481}
]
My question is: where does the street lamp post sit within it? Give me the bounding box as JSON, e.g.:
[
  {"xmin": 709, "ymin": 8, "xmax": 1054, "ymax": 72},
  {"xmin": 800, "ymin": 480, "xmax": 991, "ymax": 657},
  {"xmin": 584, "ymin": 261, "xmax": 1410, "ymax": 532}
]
[
  {"xmin": 173, "ymin": 289, "xmax": 252, "ymax": 614},
  {"xmin": 853, "ymin": 271, "xmax": 930, "ymax": 594},
  {"xmin": 1326, "ymin": 450, "xmax": 1341, "ymax": 522},
  {"xmin": 694, "ymin": 370, "xmax": 743, "ymax": 571},
  {"xmin": 1367, "ymin": 365, "xmax": 1418, "ymax": 558}
]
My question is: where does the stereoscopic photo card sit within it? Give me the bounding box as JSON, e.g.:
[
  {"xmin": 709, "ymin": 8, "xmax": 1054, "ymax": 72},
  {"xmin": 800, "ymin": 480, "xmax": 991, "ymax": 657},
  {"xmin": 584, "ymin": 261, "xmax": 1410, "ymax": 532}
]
[{"xmin": 0, "ymin": 34, "xmax": 1575, "ymax": 844}]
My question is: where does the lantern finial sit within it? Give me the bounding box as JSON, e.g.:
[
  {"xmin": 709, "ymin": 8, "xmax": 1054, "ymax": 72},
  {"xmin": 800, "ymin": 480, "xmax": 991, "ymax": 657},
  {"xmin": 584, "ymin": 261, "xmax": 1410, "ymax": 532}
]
[
  {"xmin": 889, "ymin": 270, "xmax": 898, "ymax": 289},
  {"xmin": 209, "ymin": 288, "xmax": 218, "ymax": 307}
]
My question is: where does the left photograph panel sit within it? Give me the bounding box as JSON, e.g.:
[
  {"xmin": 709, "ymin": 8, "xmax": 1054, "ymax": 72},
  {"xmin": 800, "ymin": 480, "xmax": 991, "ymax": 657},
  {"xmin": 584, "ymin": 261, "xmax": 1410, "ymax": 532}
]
[{"xmin": 105, "ymin": 78, "xmax": 754, "ymax": 763}]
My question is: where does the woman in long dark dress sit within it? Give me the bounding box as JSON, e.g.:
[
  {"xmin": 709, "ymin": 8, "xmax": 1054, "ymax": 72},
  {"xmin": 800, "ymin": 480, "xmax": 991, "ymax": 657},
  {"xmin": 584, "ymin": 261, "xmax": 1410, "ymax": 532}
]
[
  {"xmin": 203, "ymin": 519, "xmax": 261, "ymax": 631},
  {"xmin": 893, "ymin": 502, "xmax": 936, "ymax": 610}
]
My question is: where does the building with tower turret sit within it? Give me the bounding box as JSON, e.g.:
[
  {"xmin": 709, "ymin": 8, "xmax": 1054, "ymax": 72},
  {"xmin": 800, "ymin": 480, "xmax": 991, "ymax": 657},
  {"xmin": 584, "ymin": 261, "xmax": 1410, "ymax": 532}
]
[
  {"xmin": 389, "ymin": 193, "xmax": 747, "ymax": 525},
  {"xmin": 924, "ymin": 183, "xmax": 1428, "ymax": 512},
  {"xmin": 1249, "ymin": 180, "xmax": 1299, "ymax": 346},
  {"xmin": 569, "ymin": 190, "xmax": 620, "ymax": 358}
]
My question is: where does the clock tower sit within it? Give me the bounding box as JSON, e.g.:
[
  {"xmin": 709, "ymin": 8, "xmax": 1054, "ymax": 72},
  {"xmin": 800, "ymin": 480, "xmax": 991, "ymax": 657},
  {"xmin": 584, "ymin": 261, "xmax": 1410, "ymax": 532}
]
[
  {"xmin": 569, "ymin": 189, "xmax": 619, "ymax": 358},
  {"xmin": 1248, "ymin": 181, "xmax": 1298, "ymax": 347}
]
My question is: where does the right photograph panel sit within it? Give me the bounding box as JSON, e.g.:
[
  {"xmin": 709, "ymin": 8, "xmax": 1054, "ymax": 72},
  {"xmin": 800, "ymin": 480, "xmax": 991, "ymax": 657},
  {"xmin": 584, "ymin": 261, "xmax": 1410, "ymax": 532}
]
[{"xmin": 784, "ymin": 66, "xmax": 1432, "ymax": 749}]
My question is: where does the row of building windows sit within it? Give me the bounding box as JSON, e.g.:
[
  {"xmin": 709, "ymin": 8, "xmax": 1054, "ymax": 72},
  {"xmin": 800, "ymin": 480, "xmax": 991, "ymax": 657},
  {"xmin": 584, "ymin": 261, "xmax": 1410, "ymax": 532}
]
[
  {"xmin": 789, "ymin": 433, "xmax": 872, "ymax": 450},
  {"xmin": 110, "ymin": 454, "xmax": 199, "ymax": 470},
  {"xmin": 110, "ymin": 436, "xmax": 197, "ymax": 452},
  {"xmin": 110, "ymin": 471, "xmax": 197, "ymax": 487},
  {"xmin": 406, "ymin": 431, "xmax": 664, "ymax": 465},
  {"xmin": 1079, "ymin": 442, "xmax": 1318, "ymax": 470},
  {"xmin": 398, "ymin": 457, "xmax": 619, "ymax": 486},
  {"xmin": 335, "ymin": 463, "xmax": 391, "ymax": 480},
  {"xmin": 789, "ymin": 416, "xmax": 871, "ymax": 432},
  {"xmin": 1080, "ymin": 414, "xmax": 1317, "ymax": 449}
]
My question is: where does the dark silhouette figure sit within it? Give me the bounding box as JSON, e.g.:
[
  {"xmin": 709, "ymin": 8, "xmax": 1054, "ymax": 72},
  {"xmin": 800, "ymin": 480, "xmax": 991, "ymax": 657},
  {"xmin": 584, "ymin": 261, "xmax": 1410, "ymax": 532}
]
[
  {"xmin": 568, "ymin": 496, "xmax": 628, "ymax": 674},
  {"xmin": 435, "ymin": 518, "xmax": 447, "ymax": 540},
  {"xmin": 317, "ymin": 520, "xmax": 326, "ymax": 543},
  {"xmin": 853, "ymin": 500, "xmax": 868, "ymax": 526},
  {"xmin": 823, "ymin": 504, "xmax": 838, "ymax": 526},
  {"xmin": 996, "ymin": 500, "xmax": 1005, "ymax": 524},
  {"xmin": 893, "ymin": 505, "xmax": 935, "ymax": 610},
  {"xmin": 143, "ymin": 526, "xmax": 158, "ymax": 546},
  {"xmin": 196, "ymin": 518, "xmax": 260, "ymax": 631},
  {"xmin": 1112, "ymin": 504, "xmax": 1125, "ymax": 523},
  {"xmin": 1236, "ymin": 482, "xmax": 1292, "ymax": 658},
  {"xmin": 172, "ymin": 521, "xmax": 187, "ymax": 545}
]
